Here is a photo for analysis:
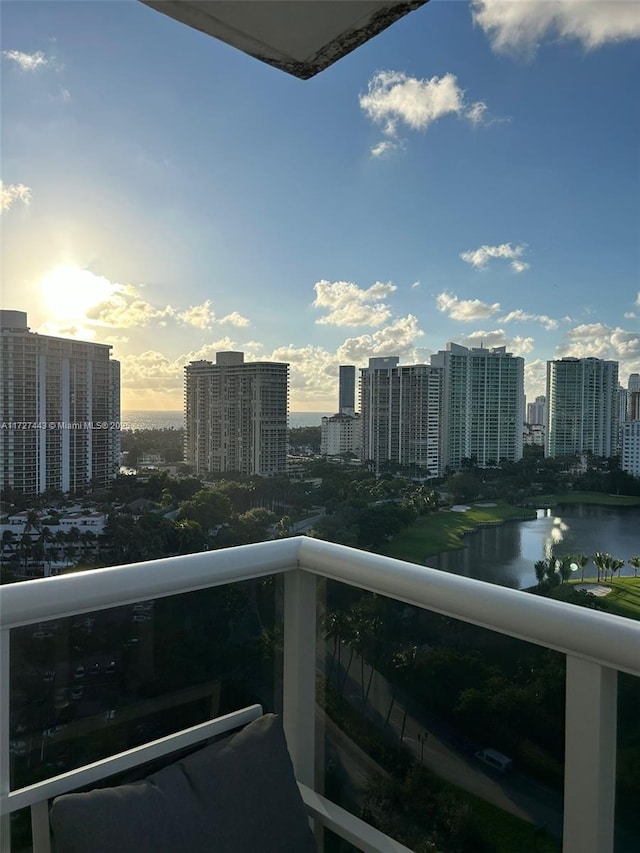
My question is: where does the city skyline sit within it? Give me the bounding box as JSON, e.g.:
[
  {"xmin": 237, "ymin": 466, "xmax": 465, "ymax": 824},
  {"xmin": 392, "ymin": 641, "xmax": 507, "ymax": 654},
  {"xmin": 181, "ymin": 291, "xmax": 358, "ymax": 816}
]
[{"xmin": 2, "ymin": 1, "xmax": 639, "ymax": 411}]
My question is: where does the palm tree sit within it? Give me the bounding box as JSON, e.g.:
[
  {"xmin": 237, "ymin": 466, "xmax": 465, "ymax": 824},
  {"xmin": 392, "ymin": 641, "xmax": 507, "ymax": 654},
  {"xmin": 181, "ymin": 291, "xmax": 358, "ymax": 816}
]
[
  {"xmin": 558, "ymin": 557, "xmax": 572, "ymax": 584},
  {"xmin": 79, "ymin": 530, "xmax": 96, "ymax": 561},
  {"xmin": 609, "ymin": 558, "xmax": 625, "ymax": 582},
  {"xmin": 593, "ymin": 552, "xmax": 609, "ymax": 583},
  {"xmin": 1, "ymin": 529, "xmax": 16, "ymax": 560},
  {"xmin": 629, "ymin": 556, "xmax": 640, "ymax": 578},
  {"xmin": 534, "ymin": 560, "xmax": 546, "ymax": 586}
]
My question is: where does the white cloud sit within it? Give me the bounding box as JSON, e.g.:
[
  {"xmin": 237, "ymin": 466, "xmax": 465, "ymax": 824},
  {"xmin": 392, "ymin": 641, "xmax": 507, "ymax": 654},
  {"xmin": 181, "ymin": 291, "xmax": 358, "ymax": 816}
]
[
  {"xmin": 313, "ymin": 279, "xmax": 397, "ymax": 327},
  {"xmin": 371, "ymin": 139, "xmax": 402, "ymax": 158},
  {"xmin": 437, "ymin": 292, "xmax": 500, "ymax": 321},
  {"xmin": 1, "ymin": 181, "xmax": 31, "ymax": 213},
  {"xmin": 219, "ymin": 311, "xmax": 250, "ymax": 327},
  {"xmin": 636, "ymin": 292, "xmax": 640, "ymax": 306},
  {"xmin": 566, "ymin": 322, "xmax": 611, "ymax": 339},
  {"xmin": 625, "ymin": 312, "xmax": 637, "ymax": 320},
  {"xmin": 2, "ymin": 50, "xmax": 48, "ymax": 71},
  {"xmin": 499, "ymin": 309, "xmax": 558, "ymax": 330},
  {"xmin": 411, "ymin": 281, "xmax": 421, "ymax": 290},
  {"xmin": 177, "ymin": 300, "xmax": 216, "ymax": 330},
  {"xmin": 460, "ymin": 242, "xmax": 528, "ymax": 271},
  {"xmin": 37, "ymin": 321, "xmax": 97, "ymax": 341},
  {"xmin": 360, "ymin": 70, "xmax": 493, "ymax": 155},
  {"xmin": 472, "ymin": 0, "xmax": 640, "ymax": 55},
  {"xmin": 266, "ymin": 345, "xmax": 340, "ymax": 402},
  {"xmin": 466, "ymin": 100, "xmax": 488, "ymax": 126},
  {"xmin": 88, "ymin": 286, "xmax": 175, "ymax": 329},
  {"xmin": 458, "ymin": 329, "xmax": 534, "ymax": 356},
  {"xmin": 555, "ymin": 323, "xmax": 640, "ymax": 380},
  {"xmin": 337, "ymin": 314, "xmax": 423, "ymax": 364}
]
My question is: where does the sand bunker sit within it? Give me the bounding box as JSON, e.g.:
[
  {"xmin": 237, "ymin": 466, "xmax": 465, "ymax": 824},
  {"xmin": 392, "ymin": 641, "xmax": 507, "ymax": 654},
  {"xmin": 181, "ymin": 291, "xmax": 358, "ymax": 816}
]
[{"xmin": 573, "ymin": 584, "xmax": 612, "ymax": 597}]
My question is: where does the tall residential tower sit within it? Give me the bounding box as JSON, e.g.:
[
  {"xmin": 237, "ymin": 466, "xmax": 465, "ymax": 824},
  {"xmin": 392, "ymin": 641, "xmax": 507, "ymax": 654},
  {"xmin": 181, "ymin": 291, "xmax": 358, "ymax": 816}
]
[
  {"xmin": 0, "ymin": 310, "xmax": 120, "ymax": 494},
  {"xmin": 184, "ymin": 352, "xmax": 288, "ymax": 477},
  {"xmin": 546, "ymin": 357, "xmax": 618, "ymax": 458},
  {"xmin": 338, "ymin": 365, "xmax": 356, "ymax": 416},
  {"xmin": 431, "ymin": 343, "xmax": 525, "ymax": 470},
  {"xmin": 360, "ymin": 357, "xmax": 441, "ymax": 475}
]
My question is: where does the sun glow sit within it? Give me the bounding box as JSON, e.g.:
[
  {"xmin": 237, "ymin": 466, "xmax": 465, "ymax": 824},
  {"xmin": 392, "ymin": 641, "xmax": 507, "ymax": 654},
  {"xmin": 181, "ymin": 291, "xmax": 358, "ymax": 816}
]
[{"xmin": 40, "ymin": 265, "xmax": 120, "ymax": 321}]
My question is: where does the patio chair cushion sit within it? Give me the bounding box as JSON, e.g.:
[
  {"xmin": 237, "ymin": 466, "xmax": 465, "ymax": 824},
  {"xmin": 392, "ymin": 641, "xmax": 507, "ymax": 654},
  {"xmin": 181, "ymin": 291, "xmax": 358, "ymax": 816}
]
[{"xmin": 50, "ymin": 713, "xmax": 316, "ymax": 853}]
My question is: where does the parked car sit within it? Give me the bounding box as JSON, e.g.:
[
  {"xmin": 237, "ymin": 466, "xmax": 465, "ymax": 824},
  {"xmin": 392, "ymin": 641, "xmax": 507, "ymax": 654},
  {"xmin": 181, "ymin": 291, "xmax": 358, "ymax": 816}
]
[
  {"xmin": 474, "ymin": 748, "xmax": 512, "ymax": 773},
  {"xmin": 70, "ymin": 685, "xmax": 84, "ymax": 701},
  {"xmin": 73, "ymin": 664, "xmax": 85, "ymax": 680}
]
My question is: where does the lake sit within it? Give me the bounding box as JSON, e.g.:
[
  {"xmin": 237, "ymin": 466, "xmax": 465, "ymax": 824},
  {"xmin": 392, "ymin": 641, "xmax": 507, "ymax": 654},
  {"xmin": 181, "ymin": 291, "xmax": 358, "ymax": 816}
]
[{"xmin": 430, "ymin": 504, "xmax": 640, "ymax": 589}]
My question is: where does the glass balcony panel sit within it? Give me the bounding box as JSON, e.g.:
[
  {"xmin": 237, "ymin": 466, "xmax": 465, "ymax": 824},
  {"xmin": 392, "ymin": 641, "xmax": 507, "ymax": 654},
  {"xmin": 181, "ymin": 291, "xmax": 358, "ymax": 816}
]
[
  {"xmin": 616, "ymin": 672, "xmax": 640, "ymax": 852},
  {"xmin": 8, "ymin": 576, "xmax": 281, "ymax": 851},
  {"xmin": 317, "ymin": 581, "xmax": 565, "ymax": 853}
]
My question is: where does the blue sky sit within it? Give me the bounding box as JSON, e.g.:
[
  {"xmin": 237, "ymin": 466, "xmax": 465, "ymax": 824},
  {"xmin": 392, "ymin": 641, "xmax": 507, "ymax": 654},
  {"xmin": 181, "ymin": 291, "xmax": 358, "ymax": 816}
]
[{"xmin": 2, "ymin": 0, "xmax": 639, "ymax": 410}]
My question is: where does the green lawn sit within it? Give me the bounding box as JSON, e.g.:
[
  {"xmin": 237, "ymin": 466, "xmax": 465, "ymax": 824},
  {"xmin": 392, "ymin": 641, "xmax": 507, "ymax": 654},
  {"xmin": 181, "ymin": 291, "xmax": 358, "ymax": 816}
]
[
  {"xmin": 531, "ymin": 492, "xmax": 640, "ymax": 507},
  {"xmin": 570, "ymin": 577, "xmax": 640, "ymax": 620},
  {"xmin": 384, "ymin": 503, "xmax": 536, "ymax": 562}
]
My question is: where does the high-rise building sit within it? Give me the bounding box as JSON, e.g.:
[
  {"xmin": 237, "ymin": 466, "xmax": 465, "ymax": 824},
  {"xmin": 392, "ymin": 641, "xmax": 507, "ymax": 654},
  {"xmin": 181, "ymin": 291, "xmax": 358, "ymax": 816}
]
[
  {"xmin": 338, "ymin": 365, "xmax": 356, "ymax": 416},
  {"xmin": 617, "ymin": 385, "xmax": 629, "ymax": 429},
  {"xmin": 360, "ymin": 357, "xmax": 441, "ymax": 475},
  {"xmin": 628, "ymin": 373, "xmax": 640, "ymax": 392},
  {"xmin": 621, "ymin": 421, "xmax": 640, "ymax": 478},
  {"xmin": 0, "ymin": 310, "xmax": 120, "ymax": 494},
  {"xmin": 320, "ymin": 413, "xmax": 362, "ymax": 457},
  {"xmin": 430, "ymin": 343, "xmax": 524, "ymax": 470},
  {"xmin": 545, "ymin": 357, "xmax": 618, "ymax": 458},
  {"xmin": 527, "ymin": 395, "xmax": 546, "ymax": 426},
  {"xmin": 184, "ymin": 351, "xmax": 288, "ymax": 477}
]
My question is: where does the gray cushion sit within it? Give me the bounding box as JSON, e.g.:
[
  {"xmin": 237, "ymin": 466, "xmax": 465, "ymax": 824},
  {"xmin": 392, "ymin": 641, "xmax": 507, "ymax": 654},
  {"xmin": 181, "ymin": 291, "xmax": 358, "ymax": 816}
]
[{"xmin": 50, "ymin": 713, "xmax": 317, "ymax": 853}]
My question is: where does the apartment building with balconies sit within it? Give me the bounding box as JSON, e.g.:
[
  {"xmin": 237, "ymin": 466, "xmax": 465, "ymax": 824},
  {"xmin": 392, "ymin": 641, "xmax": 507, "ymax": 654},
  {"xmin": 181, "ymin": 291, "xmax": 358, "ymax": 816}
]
[
  {"xmin": 360, "ymin": 358, "xmax": 441, "ymax": 475},
  {"xmin": 0, "ymin": 311, "xmax": 120, "ymax": 495},
  {"xmin": 431, "ymin": 343, "xmax": 525, "ymax": 470},
  {"xmin": 184, "ymin": 352, "xmax": 289, "ymax": 477},
  {"xmin": 546, "ymin": 357, "xmax": 619, "ymax": 459}
]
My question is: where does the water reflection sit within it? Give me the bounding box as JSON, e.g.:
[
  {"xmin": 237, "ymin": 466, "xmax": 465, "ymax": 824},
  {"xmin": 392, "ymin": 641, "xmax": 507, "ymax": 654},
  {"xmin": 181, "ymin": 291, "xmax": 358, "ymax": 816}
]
[{"xmin": 430, "ymin": 505, "xmax": 640, "ymax": 590}]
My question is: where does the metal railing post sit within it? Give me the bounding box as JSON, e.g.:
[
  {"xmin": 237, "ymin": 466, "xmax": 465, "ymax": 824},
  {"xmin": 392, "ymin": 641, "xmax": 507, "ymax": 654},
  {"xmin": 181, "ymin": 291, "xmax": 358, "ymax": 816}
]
[
  {"xmin": 1, "ymin": 627, "xmax": 11, "ymax": 853},
  {"xmin": 283, "ymin": 569, "xmax": 316, "ymax": 788},
  {"xmin": 563, "ymin": 655, "xmax": 617, "ymax": 853}
]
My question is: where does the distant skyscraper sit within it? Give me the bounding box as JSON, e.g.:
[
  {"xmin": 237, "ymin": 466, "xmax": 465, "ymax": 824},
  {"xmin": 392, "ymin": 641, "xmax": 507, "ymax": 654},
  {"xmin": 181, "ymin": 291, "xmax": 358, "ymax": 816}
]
[
  {"xmin": 360, "ymin": 357, "xmax": 441, "ymax": 475},
  {"xmin": 0, "ymin": 310, "xmax": 120, "ymax": 494},
  {"xmin": 184, "ymin": 352, "xmax": 288, "ymax": 477},
  {"xmin": 527, "ymin": 395, "xmax": 546, "ymax": 426},
  {"xmin": 431, "ymin": 343, "xmax": 525, "ymax": 469},
  {"xmin": 621, "ymin": 421, "xmax": 640, "ymax": 477},
  {"xmin": 616, "ymin": 385, "xmax": 629, "ymax": 435},
  {"xmin": 628, "ymin": 373, "xmax": 640, "ymax": 392},
  {"xmin": 338, "ymin": 365, "xmax": 356, "ymax": 416},
  {"xmin": 546, "ymin": 357, "xmax": 618, "ymax": 458},
  {"xmin": 628, "ymin": 391, "xmax": 640, "ymax": 422},
  {"xmin": 320, "ymin": 413, "xmax": 362, "ymax": 457}
]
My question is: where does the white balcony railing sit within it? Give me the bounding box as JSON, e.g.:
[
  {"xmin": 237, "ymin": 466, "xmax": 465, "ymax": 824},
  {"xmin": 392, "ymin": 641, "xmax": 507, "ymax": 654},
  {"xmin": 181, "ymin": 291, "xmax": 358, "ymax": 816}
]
[{"xmin": 1, "ymin": 537, "xmax": 639, "ymax": 853}]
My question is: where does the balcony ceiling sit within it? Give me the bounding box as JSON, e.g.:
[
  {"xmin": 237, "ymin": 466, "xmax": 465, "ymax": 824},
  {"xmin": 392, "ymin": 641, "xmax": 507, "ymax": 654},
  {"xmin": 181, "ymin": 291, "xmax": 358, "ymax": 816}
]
[{"xmin": 139, "ymin": 0, "xmax": 427, "ymax": 79}]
